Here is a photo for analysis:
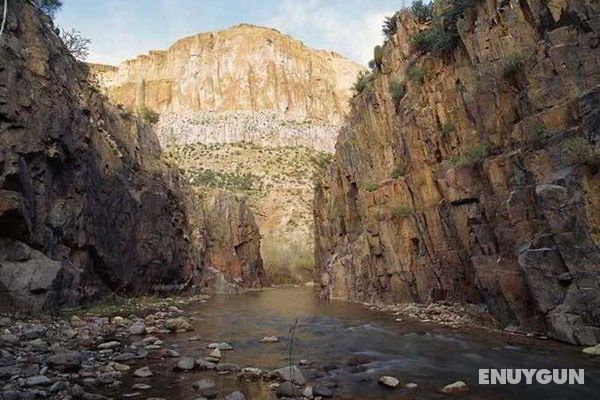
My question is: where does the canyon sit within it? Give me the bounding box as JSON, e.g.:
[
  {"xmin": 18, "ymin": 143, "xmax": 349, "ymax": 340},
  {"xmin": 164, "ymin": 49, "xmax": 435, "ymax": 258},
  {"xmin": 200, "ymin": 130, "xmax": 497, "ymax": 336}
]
[
  {"xmin": 90, "ymin": 24, "xmax": 363, "ymax": 283},
  {"xmin": 314, "ymin": 0, "xmax": 600, "ymax": 345},
  {"xmin": 0, "ymin": 1, "xmax": 265, "ymax": 310},
  {"xmin": 0, "ymin": 1, "xmax": 600, "ymax": 400}
]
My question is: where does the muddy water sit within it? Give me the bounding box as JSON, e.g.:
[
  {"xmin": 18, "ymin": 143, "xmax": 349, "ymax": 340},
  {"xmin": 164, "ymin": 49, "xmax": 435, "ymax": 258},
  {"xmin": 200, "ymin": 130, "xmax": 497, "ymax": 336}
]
[{"xmin": 120, "ymin": 287, "xmax": 600, "ymax": 399}]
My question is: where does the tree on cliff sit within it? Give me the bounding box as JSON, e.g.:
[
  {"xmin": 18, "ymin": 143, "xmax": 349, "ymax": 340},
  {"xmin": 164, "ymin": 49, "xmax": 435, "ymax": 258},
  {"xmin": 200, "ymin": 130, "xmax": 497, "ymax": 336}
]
[
  {"xmin": 34, "ymin": 0, "xmax": 63, "ymax": 19},
  {"xmin": 59, "ymin": 28, "xmax": 91, "ymax": 60}
]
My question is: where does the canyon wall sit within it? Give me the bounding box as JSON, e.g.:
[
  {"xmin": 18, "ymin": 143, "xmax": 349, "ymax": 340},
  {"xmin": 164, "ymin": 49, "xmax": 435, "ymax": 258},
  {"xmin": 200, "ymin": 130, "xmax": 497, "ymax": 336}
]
[
  {"xmin": 315, "ymin": 0, "xmax": 600, "ymax": 344},
  {"xmin": 0, "ymin": 1, "xmax": 264, "ymax": 310},
  {"xmin": 91, "ymin": 24, "xmax": 363, "ymax": 126},
  {"xmin": 90, "ymin": 24, "xmax": 362, "ymax": 282}
]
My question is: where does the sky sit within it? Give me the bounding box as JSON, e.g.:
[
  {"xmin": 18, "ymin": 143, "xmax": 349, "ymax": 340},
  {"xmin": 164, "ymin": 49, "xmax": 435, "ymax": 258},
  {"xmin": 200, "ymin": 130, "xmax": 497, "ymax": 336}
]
[{"xmin": 55, "ymin": 0, "xmax": 410, "ymax": 66}]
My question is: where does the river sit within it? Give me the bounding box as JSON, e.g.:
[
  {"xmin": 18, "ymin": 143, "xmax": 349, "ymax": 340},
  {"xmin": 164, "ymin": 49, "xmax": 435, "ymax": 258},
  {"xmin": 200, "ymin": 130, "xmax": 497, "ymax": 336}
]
[{"xmin": 117, "ymin": 287, "xmax": 600, "ymax": 399}]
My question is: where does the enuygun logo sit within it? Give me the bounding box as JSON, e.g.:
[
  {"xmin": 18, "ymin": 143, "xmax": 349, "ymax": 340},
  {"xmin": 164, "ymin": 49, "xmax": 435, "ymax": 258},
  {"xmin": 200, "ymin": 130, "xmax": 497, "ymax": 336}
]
[{"xmin": 479, "ymin": 369, "xmax": 585, "ymax": 385}]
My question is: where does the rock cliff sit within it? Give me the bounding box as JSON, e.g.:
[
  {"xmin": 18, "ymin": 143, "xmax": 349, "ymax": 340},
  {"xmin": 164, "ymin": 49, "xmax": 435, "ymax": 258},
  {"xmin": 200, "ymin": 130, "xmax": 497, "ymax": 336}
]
[
  {"xmin": 91, "ymin": 24, "xmax": 364, "ymax": 126},
  {"xmin": 315, "ymin": 0, "xmax": 600, "ymax": 344},
  {"xmin": 0, "ymin": 1, "xmax": 264, "ymax": 310},
  {"xmin": 90, "ymin": 24, "xmax": 361, "ymax": 282}
]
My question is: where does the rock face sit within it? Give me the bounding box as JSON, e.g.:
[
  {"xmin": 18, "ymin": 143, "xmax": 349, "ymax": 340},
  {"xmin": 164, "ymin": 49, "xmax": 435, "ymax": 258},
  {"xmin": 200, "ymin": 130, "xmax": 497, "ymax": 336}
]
[
  {"xmin": 202, "ymin": 191, "xmax": 267, "ymax": 289},
  {"xmin": 92, "ymin": 24, "xmax": 364, "ymax": 126},
  {"xmin": 315, "ymin": 0, "xmax": 600, "ymax": 344},
  {"xmin": 0, "ymin": 1, "xmax": 264, "ymax": 310}
]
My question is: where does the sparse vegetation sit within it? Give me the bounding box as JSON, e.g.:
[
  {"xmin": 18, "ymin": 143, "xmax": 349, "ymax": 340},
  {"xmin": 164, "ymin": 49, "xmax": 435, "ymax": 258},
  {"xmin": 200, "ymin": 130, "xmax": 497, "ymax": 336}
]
[
  {"xmin": 389, "ymin": 80, "xmax": 407, "ymax": 107},
  {"xmin": 365, "ymin": 182, "xmax": 380, "ymax": 192},
  {"xmin": 392, "ymin": 205, "xmax": 415, "ymax": 218},
  {"xmin": 503, "ymin": 54, "xmax": 523, "ymax": 81},
  {"xmin": 411, "ymin": 0, "xmax": 476, "ymax": 56},
  {"xmin": 411, "ymin": 0, "xmax": 434, "ymax": 22},
  {"xmin": 139, "ymin": 107, "xmax": 160, "ymax": 125},
  {"xmin": 374, "ymin": 45, "xmax": 384, "ymax": 70},
  {"xmin": 353, "ymin": 70, "xmax": 373, "ymax": 95},
  {"xmin": 59, "ymin": 28, "xmax": 91, "ymax": 61},
  {"xmin": 407, "ymin": 66, "xmax": 425, "ymax": 83},
  {"xmin": 450, "ymin": 143, "xmax": 490, "ymax": 166},
  {"xmin": 390, "ymin": 163, "xmax": 407, "ymax": 179},
  {"xmin": 526, "ymin": 121, "xmax": 548, "ymax": 142},
  {"xmin": 562, "ymin": 137, "xmax": 600, "ymax": 169},
  {"xmin": 440, "ymin": 122, "xmax": 456, "ymax": 137},
  {"xmin": 382, "ymin": 11, "xmax": 400, "ymax": 40}
]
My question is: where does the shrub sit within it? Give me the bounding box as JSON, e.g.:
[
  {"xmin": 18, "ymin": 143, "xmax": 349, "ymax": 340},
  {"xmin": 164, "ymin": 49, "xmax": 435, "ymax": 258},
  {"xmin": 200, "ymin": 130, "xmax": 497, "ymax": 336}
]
[
  {"xmin": 139, "ymin": 107, "xmax": 160, "ymax": 125},
  {"xmin": 368, "ymin": 59, "xmax": 377, "ymax": 71},
  {"xmin": 390, "ymin": 163, "xmax": 407, "ymax": 179},
  {"xmin": 374, "ymin": 45, "xmax": 384, "ymax": 69},
  {"xmin": 440, "ymin": 122, "xmax": 456, "ymax": 137},
  {"xmin": 407, "ymin": 66, "xmax": 425, "ymax": 83},
  {"xmin": 451, "ymin": 143, "xmax": 490, "ymax": 166},
  {"xmin": 382, "ymin": 12, "xmax": 400, "ymax": 39},
  {"xmin": 365, "ymin": 182, "xmax": 380, "ymax": 192},
  {"xmin": 503, "ymin": 54, "xmax": 523, "ymax": 81},
  {"xmin": 526, "ymin": 122, "xmax": 548, "ymax": 142},
  {"xmin": 59, "ymin": 28, "xmax": 91, "ymax": 61},
  {"xmin": 562, "ymin": 137, "xmax": 600, "ymax": 169},
  {"xmin": 389, "ymin": 80, "xmax": 407, "ymax": 106},
  {"xmin": 353, "ymin": 71, "xmax": 373, "ymax": 95},
  {"xmin": 392, "ymin": 205, "xmax": 415, "ymax": 218},
  {"xmin": 410, "ymin": 0, "xmax": 476, "ymax": 56},
  {"xmin": 411, "ymin": 0, "xmax": 433, "ymax": 22}
]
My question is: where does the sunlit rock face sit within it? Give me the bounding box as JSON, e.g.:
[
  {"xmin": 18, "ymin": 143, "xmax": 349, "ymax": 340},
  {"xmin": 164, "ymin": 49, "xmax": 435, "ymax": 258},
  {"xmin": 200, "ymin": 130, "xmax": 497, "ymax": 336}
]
[
  {"xmin": 314, "ymin": 1, "xmax": 600, "ymax": 345},
  {"xmin": 91, "ymin": 24, "xmax": 364, "ymax": 127},
  {"xmin": 90, "ymin": 24, "xmax": 364, "ymax": 283},
  {"xmin": 0, "ymin": 1, "xmax": 266, "ymax": 310}
]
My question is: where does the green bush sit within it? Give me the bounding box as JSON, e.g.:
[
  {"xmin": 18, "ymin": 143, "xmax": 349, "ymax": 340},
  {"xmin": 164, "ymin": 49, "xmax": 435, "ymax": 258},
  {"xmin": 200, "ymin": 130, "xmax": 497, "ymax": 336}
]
[
  {"xmin": 411, "ymin": 0, "xmax": 433, "ymax": 22},
  {"xmin": 368, "ymin": 59, "xmax": 377, "ymax": 70},
  {"xmin": 440, "ymin": 122, "xmax": 456, "ymax": 137},
  {"xmin": 503, "ymin": 54, "xmax": 523, "ymax": 81},
  {"xmin": 139, "ymin": 107, "xmax": 160, "ymax": 125},
  {"xmin": 562, "ymin": 137, "xmax": 600, "ymax": 168},
  {"xmin": 407, "ymin": 66, "xmax": 425, "ymax": 83},
  {"xmin": 353, "ymin": 71, "xmax": 373, "ymax": 95},
  {"xmin": 526, "ymin": 122, "xmax": 548, "ymax": 142},
  {"xmin": 389, "ymin": 80, "xmax": 407, "ymax": 106},
  {"xmin": 382, "ymin": 12, "xmax": 400, "ymax": 39},
  {"xmin": 365, "ymin": 182, "xmax": 380, "ymax": 192},
  {"xmin": 390, "ymin": 163, "xmax": 407, "ymax": 179},
  {"xmin": 451, "ymin": 143, "xmax": 490, "ymax": 166},
  {"xmin": 392, "ymin": 205, "xmax": 415, "ymax": 218},
  {"xmin": 410, "ymin": 0, "xmax": 476, "ymax": 56},
  {"xmin": 374, "ymin": 45, "xmax": 384, "ymax": 69}
]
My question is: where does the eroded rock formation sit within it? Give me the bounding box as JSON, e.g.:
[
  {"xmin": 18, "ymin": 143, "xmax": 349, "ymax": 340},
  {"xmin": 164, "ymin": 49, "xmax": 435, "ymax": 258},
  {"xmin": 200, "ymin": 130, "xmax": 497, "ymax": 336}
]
[
  {"xmin": 0, "ymin": 1, "xmax": 264, "ymax": 310},
  {"xmin": 315, "ymin": 0, "xmax": 600, "ymax": 344},
  {"xmin": 91, "ymin": 24, "xmax": 363, "ymax": 125}
]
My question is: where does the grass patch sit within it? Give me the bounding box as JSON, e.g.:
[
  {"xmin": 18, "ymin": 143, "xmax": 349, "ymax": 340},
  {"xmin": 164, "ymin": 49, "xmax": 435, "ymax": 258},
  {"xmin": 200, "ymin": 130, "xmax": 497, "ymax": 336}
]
[
  {"xmin": 450, "ymin": 143, "xmax": 490, "ymax": 167},
  {"xmin": 139, "ymin": 107, "xmax": 159, "ymax": 125},
  {"xmin": 392, "ymin": 205, "xmax": 415, "ymax": 218},
  {"xmin": 364, "ymin": 182, "xmax": 380, "ymax": 192},
  {"xmin": 440, "ymin": 122, "xmax": 456, "ymax": 137},
  {"xmin": 407, "ymin": 66, "xmax": 425, "ymax": 83},
  {"xmin": 390, "ymin": 164, "xmax": 407, "ymax": 179},
  {"xmin": 562, "ymin": 137, "xmax": 600, "ymax": 169}
]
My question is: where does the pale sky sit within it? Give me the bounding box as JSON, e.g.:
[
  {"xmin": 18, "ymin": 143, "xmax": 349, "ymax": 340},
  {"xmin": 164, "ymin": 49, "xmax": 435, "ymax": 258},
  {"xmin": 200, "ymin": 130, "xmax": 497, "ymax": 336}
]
[{"xmin": 55, "ymin": 0, "xmax": 409, "ymax": 66}]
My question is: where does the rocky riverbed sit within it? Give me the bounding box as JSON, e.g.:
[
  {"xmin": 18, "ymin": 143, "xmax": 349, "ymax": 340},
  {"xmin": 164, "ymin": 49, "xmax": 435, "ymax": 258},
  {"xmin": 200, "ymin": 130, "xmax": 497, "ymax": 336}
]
[{"xmin": 1, "ymin": 288, "xmax": 599, "ymax": 400}]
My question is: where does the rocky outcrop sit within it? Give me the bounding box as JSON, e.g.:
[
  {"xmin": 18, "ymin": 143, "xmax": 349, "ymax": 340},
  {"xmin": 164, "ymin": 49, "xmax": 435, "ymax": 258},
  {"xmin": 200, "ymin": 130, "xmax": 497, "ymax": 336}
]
[
  {"xmin": 0, "ymin": 1, "xmax": 264, "ymax": 310},
  {"xmin": 315, "ymin": 0, "xmax": 600, "ymax": 344},
  {"xmin": 202, "ymin": 190, "xmax": 267, "ymax": 289},
  {"xmin": 91, "ymin": 24, "xmax": 364, "ymax": 126}
]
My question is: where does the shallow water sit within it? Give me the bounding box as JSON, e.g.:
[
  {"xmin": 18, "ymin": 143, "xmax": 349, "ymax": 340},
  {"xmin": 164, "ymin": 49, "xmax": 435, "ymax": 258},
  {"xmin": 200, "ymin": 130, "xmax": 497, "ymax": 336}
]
[{"xmin": 119, "ymin": 287, "xmax": 600, "ymax": 399}]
